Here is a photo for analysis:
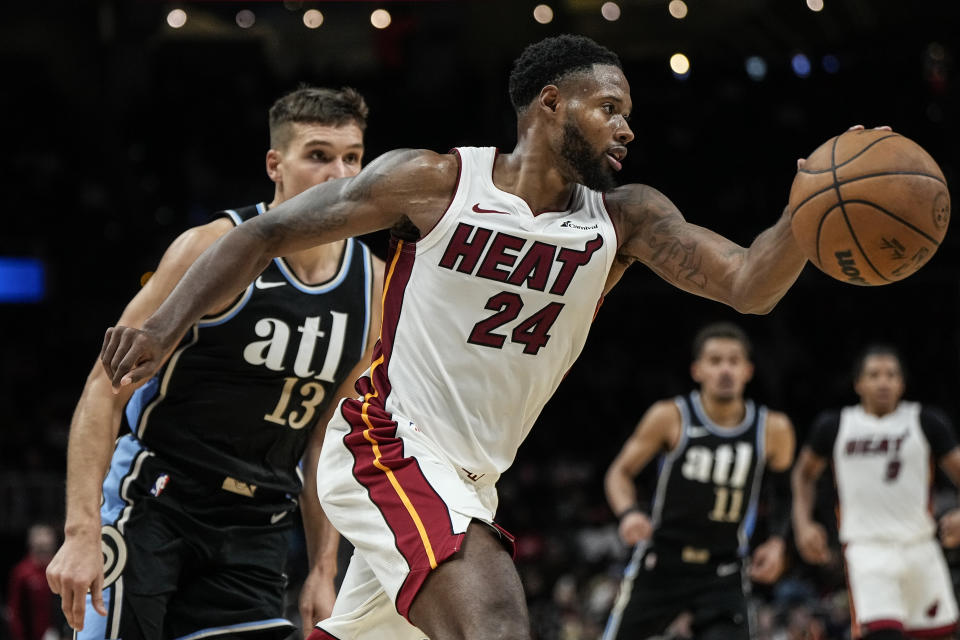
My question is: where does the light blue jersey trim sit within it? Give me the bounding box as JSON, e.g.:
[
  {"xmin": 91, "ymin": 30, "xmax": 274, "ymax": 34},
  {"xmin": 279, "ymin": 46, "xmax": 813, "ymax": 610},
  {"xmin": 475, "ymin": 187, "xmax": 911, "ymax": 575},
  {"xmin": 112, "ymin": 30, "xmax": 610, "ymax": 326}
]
[
  {"xmin": 691, "ymin": 390, "xmax": 756, "ymax": 438},
  {"xmin": 77, "ymin": 588, "xmax": 111, "ymax": 639},
  {"xmin": 176, "ymin": 618, "xmax": 294, "ymax": 640},
  {"xmin": 739, "ymin": 406, "xmax": 768, "ymax": 554},
  {"xmin": 359, "ymin": 242, "xmax": 373, "ymax": 350},
  {"xmin": 125, "ymin": 377, "xmax": 159, "ymax": 434},
  {"xmin": 272, "ymin": 238, "xmax": 355, "ymax": 294},
  {"xmin": 198, "ymin": 284, "xmax": 254, "ymax": 327},
  {"xmin": 198, "ymin": 204, "xmax": 265, "ymax": 327},
  {"xmin": 101, "ymin": 435, "xmax": 145, "ymax": 525}
]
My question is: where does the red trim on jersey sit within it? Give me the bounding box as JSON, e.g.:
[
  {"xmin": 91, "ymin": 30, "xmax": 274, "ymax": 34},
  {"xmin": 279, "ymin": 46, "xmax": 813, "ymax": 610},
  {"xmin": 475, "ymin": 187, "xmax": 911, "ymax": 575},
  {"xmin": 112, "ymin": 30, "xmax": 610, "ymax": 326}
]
[
  {"xmin": 600, "ymin": 191, "xmax": 622, "ymax": 250},
  {"xmin": 357, "ymin": 238, "xmax": 416, "ymax": 408},
  {"xmin": 340, "ymin": 399, "xmax": 465, "ymax": 621},
  {"xmin": 490, "ymin": 521, "xmax": 518, "ymax": 560},
  {"xmin": 307, "ymin": 629, "xmax": 340, "ymax": 640},
  {"xmin": 862, "ymin": 619, "xmax": 905, "ymax": 632},
  {"xmin": 908, "ymin": 622, "xmax": 959, "ymax": 637},
  {"xmin": 419, "ymin": 149, "xmax": 463, "ymax": 240}
]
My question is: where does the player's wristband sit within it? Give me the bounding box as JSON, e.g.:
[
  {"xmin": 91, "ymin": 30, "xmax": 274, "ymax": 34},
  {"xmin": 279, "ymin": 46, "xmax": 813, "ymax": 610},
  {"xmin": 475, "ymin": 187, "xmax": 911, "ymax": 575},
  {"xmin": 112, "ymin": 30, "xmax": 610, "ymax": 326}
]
[{"xmin": 617, "ymin": 504, "xmax": 644, "ymax": 522}]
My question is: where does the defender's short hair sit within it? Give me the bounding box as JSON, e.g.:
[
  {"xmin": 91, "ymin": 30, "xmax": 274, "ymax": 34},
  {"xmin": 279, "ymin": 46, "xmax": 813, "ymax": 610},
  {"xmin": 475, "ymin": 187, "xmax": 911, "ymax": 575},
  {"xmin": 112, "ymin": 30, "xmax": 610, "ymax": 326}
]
[
  {"xmin": 508, "ymin": 34, "xmax": 621, "ymax": 113},
  {"xmin": 268, "ymin": 85, "xmax": 369, "ymax": 149},
  {"xmin": 692, "ymin": 322, "xmax": 753, "ymax": 360},
  {"xmin": 853, "ymin": 344, "xmax": 904, "ymax": 381}
]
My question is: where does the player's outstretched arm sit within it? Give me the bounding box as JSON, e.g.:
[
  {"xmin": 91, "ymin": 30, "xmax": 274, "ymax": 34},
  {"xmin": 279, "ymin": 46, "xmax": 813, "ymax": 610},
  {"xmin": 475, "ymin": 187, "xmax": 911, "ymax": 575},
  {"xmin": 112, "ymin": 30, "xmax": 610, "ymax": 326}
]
[
  {"xmin": 100, "ymin": 149, "xmax": 457, "ymax": 390},
  {"xmin": 47, "ymin": 220, "xmax": 232, "ymax": 631},
  {"xmin": 605, "ymin": 400, "xmax": 679, "ymax": 545},
  {"xmin": 791, "ymin": 446, "xmax": 831, "ymax": 565},
  {"xmin": 604, "ymin": 184, "xmax": 806, "ymax": 314}
]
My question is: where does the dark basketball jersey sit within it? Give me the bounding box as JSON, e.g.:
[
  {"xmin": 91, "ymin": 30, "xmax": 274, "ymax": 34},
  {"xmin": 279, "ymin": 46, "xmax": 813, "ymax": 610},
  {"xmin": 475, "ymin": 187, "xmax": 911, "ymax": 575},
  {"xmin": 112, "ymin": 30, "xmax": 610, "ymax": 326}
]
[
  {"xmin": 651, "ymin": 391, "xmax": 768, "ymax": 562},
  {"xmin": 125, "ymin": 203, "xmax": 375, "ymax": 496}
]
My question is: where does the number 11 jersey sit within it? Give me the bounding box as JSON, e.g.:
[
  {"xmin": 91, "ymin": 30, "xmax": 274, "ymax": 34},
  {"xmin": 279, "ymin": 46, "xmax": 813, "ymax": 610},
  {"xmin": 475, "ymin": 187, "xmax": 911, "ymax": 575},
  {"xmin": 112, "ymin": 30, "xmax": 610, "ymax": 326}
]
[{"xmin": 649, "ymin": 391, "xmax": 768, "ymax": 561}]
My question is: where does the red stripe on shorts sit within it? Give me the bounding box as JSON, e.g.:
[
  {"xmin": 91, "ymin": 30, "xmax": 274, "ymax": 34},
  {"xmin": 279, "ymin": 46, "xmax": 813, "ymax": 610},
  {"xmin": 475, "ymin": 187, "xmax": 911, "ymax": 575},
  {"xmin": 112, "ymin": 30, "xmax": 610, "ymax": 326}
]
[{"xmin": 341, "ymin": 398, "xmax": 465, "ymax": 620}]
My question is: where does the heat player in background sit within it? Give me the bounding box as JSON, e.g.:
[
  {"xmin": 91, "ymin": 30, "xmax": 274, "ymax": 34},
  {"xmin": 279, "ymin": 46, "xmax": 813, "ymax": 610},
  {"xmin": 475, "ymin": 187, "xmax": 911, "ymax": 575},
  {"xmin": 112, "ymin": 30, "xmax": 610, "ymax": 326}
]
[
  {"xmin": 603, "ymin": 322, "xmax": 795, "ymax": 640},
  {"xmin": 793, "ymin": 345, "xmax": 960, "ymax": 640}
]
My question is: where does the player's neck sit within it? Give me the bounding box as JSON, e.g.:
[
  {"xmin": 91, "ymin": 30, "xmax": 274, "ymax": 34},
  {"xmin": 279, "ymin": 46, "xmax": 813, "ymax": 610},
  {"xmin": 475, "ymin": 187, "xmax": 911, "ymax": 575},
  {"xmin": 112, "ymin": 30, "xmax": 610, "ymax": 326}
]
[
  {"xmin": 266, "ymin": 198, "xmax": 346, "ymax": 284},
  {"xmin": 498, "ymin": 137, "xmax": 576, "ymax": 214},
  {"xmin": 279, "ymin": 241, "xmax": 346, "ymax": 284},
  {"xmin": 699, "ymin": 393, "xmax": 746, "ymax": 427},
  {"xmin": 860, "ymin": 401, "xmax": 898, "ymax": 418}
]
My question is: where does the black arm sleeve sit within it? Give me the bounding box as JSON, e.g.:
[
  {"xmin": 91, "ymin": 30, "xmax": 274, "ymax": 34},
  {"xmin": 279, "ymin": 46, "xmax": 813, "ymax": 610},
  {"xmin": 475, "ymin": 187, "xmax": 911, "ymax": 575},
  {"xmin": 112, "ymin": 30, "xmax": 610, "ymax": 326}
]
[
  {"xmin": 920, "ymin": 405, "xmax": 959, "ymax": 460},
  {"xmin": 763, "ymin": 468, "xmax": 791, "ymax": 539},
  {"xmin": 807, "ymin": 410, "xmax": 841, "ymax": 458}
]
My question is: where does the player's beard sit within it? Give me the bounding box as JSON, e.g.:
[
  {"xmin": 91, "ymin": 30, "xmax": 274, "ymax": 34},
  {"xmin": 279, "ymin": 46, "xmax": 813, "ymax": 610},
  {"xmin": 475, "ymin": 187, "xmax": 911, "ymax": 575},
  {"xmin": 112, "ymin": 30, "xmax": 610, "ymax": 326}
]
[{"xmin": 559, "ymin": 121, "xmax": 617, "ymax": 192}]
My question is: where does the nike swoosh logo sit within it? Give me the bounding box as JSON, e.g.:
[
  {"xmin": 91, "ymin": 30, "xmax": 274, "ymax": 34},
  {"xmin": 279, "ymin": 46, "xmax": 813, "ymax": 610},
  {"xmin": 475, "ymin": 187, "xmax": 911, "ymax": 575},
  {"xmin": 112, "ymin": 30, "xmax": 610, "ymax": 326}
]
[
  {"xmin": 255, "ymin": 277, "xmax": 286, "ymax": 290},
  {"xmin": 270, "ymin": 511, "xmax": 288, "ymax": 524},
  {"xmin": 687, "ymin": 426, "xmax": 710, "ymax": 438},
  {"xmin": 472, "ymin": 203, "xmax": 510, "ymax": 215}
]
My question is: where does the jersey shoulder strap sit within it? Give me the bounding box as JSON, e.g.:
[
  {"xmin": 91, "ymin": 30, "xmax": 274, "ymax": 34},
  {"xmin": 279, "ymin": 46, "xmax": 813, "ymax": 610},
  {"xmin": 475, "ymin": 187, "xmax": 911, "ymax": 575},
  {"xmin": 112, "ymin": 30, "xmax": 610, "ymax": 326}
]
[{"xmin": 212, "ymin": 202, "xmax": 267, "ymax": 226}]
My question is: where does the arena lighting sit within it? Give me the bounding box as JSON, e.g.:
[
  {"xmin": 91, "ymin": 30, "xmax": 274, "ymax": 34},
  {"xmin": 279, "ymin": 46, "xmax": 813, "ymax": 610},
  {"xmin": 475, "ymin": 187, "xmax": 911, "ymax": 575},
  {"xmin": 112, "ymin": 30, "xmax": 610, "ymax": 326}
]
[
  {"xmin": 822, "ymin": 54, "xmax": 840, "ymax": 74},
  {"xmin": 806, "ymin": 0, "xmax": 825, "ymax": 11},
  {"xmin": 533, "ymin": 4, "xmax": 554, "ymax": 24},
  {"xmin": 166, "ymin": 9, "xmax": 187, "ymax": 29},
  {"xmin": 668, "ymin": 0, "xmax": 688, "ymax": 20},
  {"xmin": 670, "ymin": 53, "xmax": 690, "ymax": 76},
  {"xmin": 370, "ymin": 8, "xmax": 391, "ymax": 29},
  {"xmin": 791, "ymin": 53, "xmax": 812, "ymax": 77},
  {"xmin": 303, "ymin": 9, "xmax": 323, "ymax": 29},
  {"xmin": 0, "ymin": 258, "xmax": 45, "ymax": 303},
  {"xmin": 745, "ymin": 56, "xmax": 767, "ymax": 81},
  {"xmin": 235, "ymin": 10, "xmax": 255, "ymax": 29},
  {"xmin": 601, "ymin": 2, "xmax": 621, "ymax": 21}
]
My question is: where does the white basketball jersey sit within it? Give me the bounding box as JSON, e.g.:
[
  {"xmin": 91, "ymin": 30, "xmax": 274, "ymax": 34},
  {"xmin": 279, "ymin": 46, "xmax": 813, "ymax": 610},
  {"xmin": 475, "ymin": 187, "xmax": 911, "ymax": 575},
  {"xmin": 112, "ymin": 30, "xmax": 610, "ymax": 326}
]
[
  {"xmin": 363, "ymin": 147, "xmax": 617, "ymax": 481},
  {"xmin": 833, "ymin": 402, "xmax": 935, "ymax": 543}
]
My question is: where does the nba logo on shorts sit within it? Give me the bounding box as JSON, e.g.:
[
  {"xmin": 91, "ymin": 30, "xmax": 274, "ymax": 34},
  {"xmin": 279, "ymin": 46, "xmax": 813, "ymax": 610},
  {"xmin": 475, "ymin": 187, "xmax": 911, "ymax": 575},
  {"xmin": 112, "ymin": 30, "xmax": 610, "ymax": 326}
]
[{"xmin": 150, "ymin": 473, "xmax": 170, "ymax": 497}]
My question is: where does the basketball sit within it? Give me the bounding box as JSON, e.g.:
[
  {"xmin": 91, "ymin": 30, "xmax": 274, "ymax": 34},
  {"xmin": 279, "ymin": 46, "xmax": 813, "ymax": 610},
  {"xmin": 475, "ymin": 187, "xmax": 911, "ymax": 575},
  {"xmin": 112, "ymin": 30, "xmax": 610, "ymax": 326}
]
[{"xmin": 789, "ymin": 130, "xmax": 950, "ymax": 285}]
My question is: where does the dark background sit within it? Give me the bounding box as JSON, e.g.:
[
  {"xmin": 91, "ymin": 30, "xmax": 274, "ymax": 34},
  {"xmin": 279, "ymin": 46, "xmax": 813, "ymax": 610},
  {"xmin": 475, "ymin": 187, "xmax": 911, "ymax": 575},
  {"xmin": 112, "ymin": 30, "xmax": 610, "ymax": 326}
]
[{"xmin": 1, "ymin": 0, "xmax": 959, "ymax": 633}]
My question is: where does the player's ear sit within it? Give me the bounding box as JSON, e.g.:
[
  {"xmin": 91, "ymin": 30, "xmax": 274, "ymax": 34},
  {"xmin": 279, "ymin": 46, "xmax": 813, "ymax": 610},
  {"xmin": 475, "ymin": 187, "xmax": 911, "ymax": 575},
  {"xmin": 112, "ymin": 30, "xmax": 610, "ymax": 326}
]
[
  {"xmin": 744, "ymin": 362, "xmax": 754, "ymax": 384},
  {"xmin": 538, "ymin": 85, "xmax": 560, "ymax": 115},
  {"xmin": 690, "ymin": 361, "xmax": 702, "ymax": 383},
  {"xmin": 266, "ymin": 149, "xmax": 282, "ymax": 184}
]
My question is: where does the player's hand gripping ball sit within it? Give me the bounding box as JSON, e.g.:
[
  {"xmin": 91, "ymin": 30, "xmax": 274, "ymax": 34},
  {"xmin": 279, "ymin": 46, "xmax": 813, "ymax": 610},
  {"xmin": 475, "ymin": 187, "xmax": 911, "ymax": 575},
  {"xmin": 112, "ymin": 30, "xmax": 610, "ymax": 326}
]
[{"xmin": 789, "ymin": 129, "xmax": 950, "ymax": 285}]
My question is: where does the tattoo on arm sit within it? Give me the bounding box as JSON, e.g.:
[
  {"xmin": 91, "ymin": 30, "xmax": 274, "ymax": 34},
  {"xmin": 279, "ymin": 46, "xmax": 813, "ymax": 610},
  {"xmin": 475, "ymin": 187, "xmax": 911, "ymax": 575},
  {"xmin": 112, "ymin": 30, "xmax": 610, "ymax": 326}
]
[{"xmin": 647, "ymin": 219, "xmax": 708, "ymax": 289}]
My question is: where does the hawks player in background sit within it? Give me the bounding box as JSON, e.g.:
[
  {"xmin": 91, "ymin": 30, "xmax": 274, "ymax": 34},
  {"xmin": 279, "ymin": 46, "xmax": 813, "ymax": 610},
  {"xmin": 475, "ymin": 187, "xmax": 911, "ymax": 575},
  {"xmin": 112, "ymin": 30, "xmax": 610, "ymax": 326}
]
[
  {"xmin": 45, "ymin": 86, "xmax": 384, "ymax": 639},
  {"xmin": 602, "ymin": 323, "xmax": 795, "ymax": 640},
  {"xmin": 793, "ymin": 345, "xmax": 960, "ymax": 640}
]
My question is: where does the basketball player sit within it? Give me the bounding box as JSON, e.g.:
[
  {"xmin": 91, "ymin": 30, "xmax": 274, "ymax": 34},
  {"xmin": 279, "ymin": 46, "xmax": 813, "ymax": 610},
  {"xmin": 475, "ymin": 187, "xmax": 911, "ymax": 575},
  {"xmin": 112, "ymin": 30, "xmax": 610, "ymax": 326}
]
[
  {"xmin": 45, "ymin": 86, "xmax": 385, "ymax": 639},
  {"xmin": 792, "ymin": 345, "xmax": 960, "ymax": 640},
  {"xmin": 601, "ymin": 322, "xmax": 795, "ymax": 640},
  {"xmin": 97, "ymin": 36, "xmax": 878, "ymax": 638}
]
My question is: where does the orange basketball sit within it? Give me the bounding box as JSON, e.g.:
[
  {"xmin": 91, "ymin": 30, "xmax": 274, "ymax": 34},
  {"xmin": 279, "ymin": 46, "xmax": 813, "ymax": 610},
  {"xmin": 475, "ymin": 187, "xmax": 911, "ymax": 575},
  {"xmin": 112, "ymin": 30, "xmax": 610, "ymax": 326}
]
[{"xmin": 789, "ymin": 129, "xmax": 950, "ymax": 285}]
